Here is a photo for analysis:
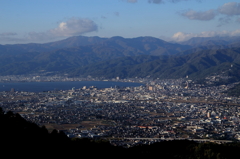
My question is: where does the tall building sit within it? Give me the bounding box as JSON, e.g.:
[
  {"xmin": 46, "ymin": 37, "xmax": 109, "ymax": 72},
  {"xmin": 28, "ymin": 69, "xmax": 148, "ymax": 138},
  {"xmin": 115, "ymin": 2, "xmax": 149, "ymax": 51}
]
[
  {"xmin": 207, "ymin": 112, "xmax": 211, "ymax": 118},
  {"xmin": 148, "ymin": 86, "xmax": 153, "ymax": 91}
]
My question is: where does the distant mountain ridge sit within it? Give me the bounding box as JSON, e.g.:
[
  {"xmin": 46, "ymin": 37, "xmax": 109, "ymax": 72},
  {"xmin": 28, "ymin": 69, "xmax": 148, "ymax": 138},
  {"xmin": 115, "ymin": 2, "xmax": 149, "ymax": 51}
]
[
  {"xmin": 180, "ymin": 36, "xmax": 240, "ymax": 47},
  {"xmin": 0, "ymin": 36, "xmax": 191, "ymax": 75},
  {"xmin": 0, "ymin": 35, "xmax": 240, "ymax": 81},
  {"xmin": 66, "ymin": 48, "xmax": 240, "ymax": 79}
]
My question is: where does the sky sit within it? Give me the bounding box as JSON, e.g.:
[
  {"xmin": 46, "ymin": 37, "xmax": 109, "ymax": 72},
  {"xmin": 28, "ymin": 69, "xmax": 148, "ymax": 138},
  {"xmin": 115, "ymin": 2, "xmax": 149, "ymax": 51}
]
[{"xmin": 0, "ymin": 0, "xmax": 240, "ymax": 44}]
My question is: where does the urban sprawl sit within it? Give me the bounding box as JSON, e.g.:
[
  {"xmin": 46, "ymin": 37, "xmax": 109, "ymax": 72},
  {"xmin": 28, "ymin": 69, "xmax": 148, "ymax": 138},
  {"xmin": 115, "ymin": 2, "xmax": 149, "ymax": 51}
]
[{"xmin": 1, "ymin": 74, "xmax": 240, "ymax": 147}]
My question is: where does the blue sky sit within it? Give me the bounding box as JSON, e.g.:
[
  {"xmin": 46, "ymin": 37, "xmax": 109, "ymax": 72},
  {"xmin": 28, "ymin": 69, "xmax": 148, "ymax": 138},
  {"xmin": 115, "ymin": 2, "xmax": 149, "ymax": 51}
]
[{"xmin": 0, "ymin": 0, "xmax": 240, "ymax": 44}]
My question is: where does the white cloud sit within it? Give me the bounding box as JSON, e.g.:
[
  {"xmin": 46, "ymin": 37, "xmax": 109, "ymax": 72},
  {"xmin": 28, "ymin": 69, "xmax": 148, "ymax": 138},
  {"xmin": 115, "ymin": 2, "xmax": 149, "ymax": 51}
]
[
  {"xmin": 27, "ymin": 18, "xmax": 98, "ymax": 42},
  {"xmin": 218, "ymin": 2, "xmax": 240, "ymax": 16},
  {"xmin": 148, "ymin": 0, "xmax": 163, "ymax": 4},
  {"xmin": 172, "ymin": 32, "xmax": 196, "ymax": 42},
  {"xmin": 179, "ymin": 2, "xmax": 240, "ymax": 24},
  {"xmin": 171, "ymin": 29, "xmax": 240, "ymax": 42},
  {"xmin": 0, "ymin": 32, "xmax": 17, "ymax": 36},
  {"xmin": 122, "ymin": 0, "xmax": 138, "ymax": 3},
  {"xmin": 125, "ymin": 0, "xmax": 164, "ymax": 4},
  {"xmin": 0, "ymin": 36, "xmax": 26, "ymax": 44},
  {"xmin": 230, "ymin": 29, "xmax": 240, "ymax": 36},
  {"xmin": 169, "ymin": 0, "xmax": 190, "ymax": 2},
  {"xmin": 49, "ymin": 18, "xmax": 98, "ymax": 37},
  {"xmin": 127, "ymin": 0, "xmax": 138, "ymax": 3},
  {"xmin": 0, "ymin": 32, "xmax": 20, "ymax": 44},
  {"xmin": 124, "ymin": 0, "xmax": 201, "ymax": 3},
  {"xmin": 171, "ymin": 0, "xmax": 202, "ymax": 2},
  {"xmin": 180, "ymin": 9, "xmax": 217, "ymax": 21}
]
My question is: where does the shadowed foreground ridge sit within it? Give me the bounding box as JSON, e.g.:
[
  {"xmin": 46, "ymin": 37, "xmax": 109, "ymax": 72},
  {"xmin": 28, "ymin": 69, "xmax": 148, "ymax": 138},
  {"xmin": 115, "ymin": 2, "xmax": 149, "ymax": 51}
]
[
  {"xmin": 0, "ymin": 107, "xmax": 119, "ymax": 157},
  {"xmin": 1, "ymin": 107, "xmax": 240, "ymax": 158}
]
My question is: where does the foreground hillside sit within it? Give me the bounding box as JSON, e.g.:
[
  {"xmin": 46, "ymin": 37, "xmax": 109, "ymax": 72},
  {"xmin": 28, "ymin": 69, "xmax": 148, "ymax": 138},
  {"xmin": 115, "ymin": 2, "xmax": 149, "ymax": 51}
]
[
  {"xmin": 0, "ymin": 107, "xmax": 121, "ymax": 157},
  {"xmin": 1, "ymin": 107, "xmax": 240, "ymax": 158}
]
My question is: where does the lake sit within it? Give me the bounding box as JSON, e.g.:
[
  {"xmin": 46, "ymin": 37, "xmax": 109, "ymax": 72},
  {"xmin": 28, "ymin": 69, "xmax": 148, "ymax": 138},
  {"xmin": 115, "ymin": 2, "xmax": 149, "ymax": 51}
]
[{"xmin": 0, "ymin": 81, "xmax": 143, "ymax": 92}]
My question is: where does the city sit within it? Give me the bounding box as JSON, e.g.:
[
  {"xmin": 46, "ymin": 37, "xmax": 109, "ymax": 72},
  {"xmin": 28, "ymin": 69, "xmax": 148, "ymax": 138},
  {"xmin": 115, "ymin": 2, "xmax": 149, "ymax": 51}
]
[{"xmin": 0, "ymin": 74, "xmax": 240, "ymax": 147}]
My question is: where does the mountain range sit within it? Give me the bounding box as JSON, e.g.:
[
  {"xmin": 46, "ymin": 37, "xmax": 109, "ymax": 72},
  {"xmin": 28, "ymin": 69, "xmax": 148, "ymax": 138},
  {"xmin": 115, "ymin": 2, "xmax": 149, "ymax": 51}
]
[{"xmin": 0, "ymin": 35, "xmax": 240, "ymax": 81}]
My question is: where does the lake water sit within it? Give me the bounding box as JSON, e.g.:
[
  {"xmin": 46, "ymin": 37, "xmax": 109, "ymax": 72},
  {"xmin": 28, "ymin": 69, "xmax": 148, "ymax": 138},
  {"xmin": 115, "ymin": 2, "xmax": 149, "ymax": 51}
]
[{"xmin": 0, "ymin": 81, "xmax": 143, "ymax": 92}]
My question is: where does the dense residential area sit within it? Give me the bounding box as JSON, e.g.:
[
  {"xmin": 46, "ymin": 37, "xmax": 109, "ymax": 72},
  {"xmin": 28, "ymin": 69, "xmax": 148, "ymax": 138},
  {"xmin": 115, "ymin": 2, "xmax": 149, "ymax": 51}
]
[{"xmin": 1, "ymin": 74, "xmax": 240, "ymax": 147}]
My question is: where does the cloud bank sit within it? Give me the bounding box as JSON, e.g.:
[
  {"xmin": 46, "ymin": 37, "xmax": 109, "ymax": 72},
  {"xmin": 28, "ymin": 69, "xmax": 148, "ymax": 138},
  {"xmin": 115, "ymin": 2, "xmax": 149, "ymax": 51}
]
[
  {"xmin": 0, "ymin": 18, "xmax": 98, "ymax": 44},
  {"xmin": 171, "ymin": 29, "xmax": 240, "ymax": 42},
  {"xmin": 126, "ymin": 0, "xmax": 138, "ymax": 3},
  {"xmin": 124, "ymin": 0, "xmax": 200, "ymax": 3},
  {"xmin": 148, "ymin": 0, "xmax": 163, "ymax": 4},
  {"xmin": 27, "ymin": 18, "xmax": 98, "ymax": 42},
  {"xmin": 0, "ymin": 32, "xmax": 17, "ymax": 36},
  {"xmin": 180, "ymin": 2, "xmax": 240, "ymax": 23},
  {"xmin": 0, "ymin": 32, "xmax": 21, "ymax": 44},
  {"xmin": 180, "ymin": 9, "xmax": 216, "ymax": 21},
  {"xmin": 218, "ymin": 2, "xmax": 240, "ymax": 16},
  {"xmin": 50, "ymin": 18, "xmax": 97, "ymax": 36}
]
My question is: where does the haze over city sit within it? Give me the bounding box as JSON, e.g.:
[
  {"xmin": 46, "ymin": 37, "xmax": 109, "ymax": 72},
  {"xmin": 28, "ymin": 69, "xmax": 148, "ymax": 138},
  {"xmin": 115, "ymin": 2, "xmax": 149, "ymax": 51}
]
[{"xmin": 1, "ymin": 0, "xmax": 240, "ymax": 44}]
